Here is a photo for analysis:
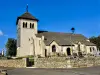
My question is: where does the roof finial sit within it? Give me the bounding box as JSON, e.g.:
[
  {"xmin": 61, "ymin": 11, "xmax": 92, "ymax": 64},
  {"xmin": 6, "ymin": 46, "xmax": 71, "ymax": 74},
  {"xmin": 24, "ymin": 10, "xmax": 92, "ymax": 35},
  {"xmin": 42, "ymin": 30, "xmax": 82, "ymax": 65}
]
[{"xmin": 26, "ymin": 4, "xmax": 28, "ymax": 12}]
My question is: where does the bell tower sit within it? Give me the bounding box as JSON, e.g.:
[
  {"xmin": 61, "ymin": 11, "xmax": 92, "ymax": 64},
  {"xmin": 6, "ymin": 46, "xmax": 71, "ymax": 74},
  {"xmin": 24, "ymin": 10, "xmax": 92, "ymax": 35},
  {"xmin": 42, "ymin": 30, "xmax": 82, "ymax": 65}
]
[{"xmin": 16, "ymin": 5, "xmax": 39, "ymax": 56}]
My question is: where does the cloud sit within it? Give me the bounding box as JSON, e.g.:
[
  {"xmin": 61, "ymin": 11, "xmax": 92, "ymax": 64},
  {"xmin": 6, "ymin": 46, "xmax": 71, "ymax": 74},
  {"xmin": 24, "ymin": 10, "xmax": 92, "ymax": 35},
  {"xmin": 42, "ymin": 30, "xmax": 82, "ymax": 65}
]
[
  {"xmin": 4, "ymin": 35, "xmax": 8, "ymax": 37},
  {"xmin": 0, "ymin": 30, "xmax": 3, "ymax": 36},
  {"xmin": 0, "ymin": 30, "xmax": 8, "ymax": 37}
]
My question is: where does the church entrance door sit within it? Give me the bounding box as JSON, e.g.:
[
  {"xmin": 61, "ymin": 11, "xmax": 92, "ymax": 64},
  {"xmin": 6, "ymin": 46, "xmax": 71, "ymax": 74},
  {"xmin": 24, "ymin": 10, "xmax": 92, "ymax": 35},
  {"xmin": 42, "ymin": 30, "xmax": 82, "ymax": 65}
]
[
  {"xmin": 45, "ymin": 49, "xmax": 47, "ymax": 57},
  {"xmin": 67, "ymin": 48, "xmax": 71, "ymax": 56}
]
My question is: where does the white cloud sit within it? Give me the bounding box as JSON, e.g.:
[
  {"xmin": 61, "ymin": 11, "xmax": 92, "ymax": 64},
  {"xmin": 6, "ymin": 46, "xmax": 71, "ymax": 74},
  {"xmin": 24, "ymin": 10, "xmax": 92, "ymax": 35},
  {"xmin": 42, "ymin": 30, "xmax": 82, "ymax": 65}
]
[
  {"xmin": 0, "ymin": 30, "xmax": 3, "ymax": 36},
  {"xmin": 4, "ymin": 35, "xmax": 8, "ymax": 37}
]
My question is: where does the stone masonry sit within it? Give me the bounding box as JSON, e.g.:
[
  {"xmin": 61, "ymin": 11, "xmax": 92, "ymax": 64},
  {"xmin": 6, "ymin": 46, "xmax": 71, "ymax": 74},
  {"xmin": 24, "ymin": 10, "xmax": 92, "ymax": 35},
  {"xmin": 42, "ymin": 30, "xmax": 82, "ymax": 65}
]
[
  {"xmin": 34, "ymin": 57, "xmax": 100, "ymax": 68},
  {"xmin": 0, "ymin": 58, "xmax": 28, "ymax": 68}
]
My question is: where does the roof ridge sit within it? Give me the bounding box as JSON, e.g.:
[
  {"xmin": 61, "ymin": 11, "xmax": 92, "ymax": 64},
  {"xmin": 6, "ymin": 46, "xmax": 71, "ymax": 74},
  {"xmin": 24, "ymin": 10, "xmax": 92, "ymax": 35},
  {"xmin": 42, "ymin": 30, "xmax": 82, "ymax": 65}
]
[{"xmin": 41, "ymin": 31, "xmax": 82, "ymax": 35}]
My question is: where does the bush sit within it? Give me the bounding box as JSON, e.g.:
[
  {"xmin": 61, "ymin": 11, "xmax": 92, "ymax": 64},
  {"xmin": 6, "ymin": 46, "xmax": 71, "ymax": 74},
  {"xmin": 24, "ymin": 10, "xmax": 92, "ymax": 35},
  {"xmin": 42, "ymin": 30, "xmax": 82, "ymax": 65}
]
[
  {"xmin": 60, "ymin": 53, "xmax": 66, "ymax": 57},
  {"xmin": 7, "ymin": 56, "xmax": 12, "ymax": 59},
  {"xmin": 0, "ymin": 57, "xmax": 8, "ymax": 60},
  {"xmin": 27, "ymin": 55, "xmax": 34, "ymax": 58},
  {"xmin": 51, "ymin": 52, "xmax": 56, "ymax": 57},
  {"xmin": 78, "ymin": 52, "xmax": 83, "ymax": 58},
  {"xmin": 73, "ymin": 53, "xmax": 77, "ymax": 58},
  {"xmin": 47, "ymin": 53, "xmax": 51, "ymax": 57},
  {"xmin": 15, "ymin": 57, "xmax": 23, "ymax": 59},
  {"xmin": 37, "ymin": 54, "xmax": 41, "ymax": 58}
]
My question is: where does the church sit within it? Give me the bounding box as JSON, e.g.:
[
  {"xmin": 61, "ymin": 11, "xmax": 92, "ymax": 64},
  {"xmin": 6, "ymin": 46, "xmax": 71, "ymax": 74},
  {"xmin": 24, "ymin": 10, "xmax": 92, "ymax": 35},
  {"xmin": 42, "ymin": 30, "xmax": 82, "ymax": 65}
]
[{"xmin": 16, "ymin": 8, "xmax": 97, "ymax": 57}]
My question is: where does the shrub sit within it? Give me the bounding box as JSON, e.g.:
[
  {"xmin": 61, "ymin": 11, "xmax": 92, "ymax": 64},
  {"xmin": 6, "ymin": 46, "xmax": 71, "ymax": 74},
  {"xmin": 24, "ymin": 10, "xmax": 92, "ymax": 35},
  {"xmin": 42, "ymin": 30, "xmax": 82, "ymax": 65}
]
[
  {"xmin": 60, "ymin": 53, "xmax": 66, "ymax": 57},
  {"xmin": 0, "ymin": 57, "xmax": 8, "ymax": 60},
  {"xmin": 78, "ymin": 52, "xmax": 83, "ymax": 58},
  {"xmin": 73, "ymin": 53, "xmax": 77, "ymax": 58},
  {"xmin": 15, "ymin": 57, "xmax": 23, "ymax": 59},
  {"xmin": 51, "ymin": 52, "xmax": 58, "ymax": 57},
  {"xmin": 37, "ymin": 54, "xmax": 41, "ymax": 58},
  {"xmin": 27, "ymin": 55, "xmax": 34, "ymax": 58}
]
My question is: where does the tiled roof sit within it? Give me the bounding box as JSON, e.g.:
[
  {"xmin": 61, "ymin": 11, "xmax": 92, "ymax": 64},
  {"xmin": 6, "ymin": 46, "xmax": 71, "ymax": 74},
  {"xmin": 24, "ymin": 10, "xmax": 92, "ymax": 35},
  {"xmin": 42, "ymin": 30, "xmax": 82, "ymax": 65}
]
[
  {"xmin": 16, "ymin": 12, "xmax": 39, "ymax": 24},
  {"xmin": 36, "ymin": 31, "xmax": 95, "ymax": 46}
]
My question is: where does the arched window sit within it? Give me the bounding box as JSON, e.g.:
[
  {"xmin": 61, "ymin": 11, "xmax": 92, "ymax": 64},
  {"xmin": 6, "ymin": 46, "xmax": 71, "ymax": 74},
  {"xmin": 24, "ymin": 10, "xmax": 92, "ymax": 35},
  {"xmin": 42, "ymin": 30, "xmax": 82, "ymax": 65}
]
[
  {"xmin": 52, "ymin": 45, "xmax": 56, "ymax": 52},
  {"xmin": 30, "ymin": 23, "xmax": 32, "ymax": 28},
  {"xmin": 23, "ymin": 22, "xmax": 27, "ymax": 28},
  {"xmin": 90, "ymin": 47, "xmax": 92, "ymax": 52},
  {"xmin": 23, "ymin": 22, "xmax": 25, "ymax": 28},
  {"xmin": 45, "ymin": 49, "xmax": 47, "ymax": 57},
  {"xmin": 32, "ymin": 23, "xmax": 34, "ymax": 28},
  {"xmin": 66, "ymin": 48, "xmax": 71, "ymax": 55},
  {"xmin": 26, "ymin": 22, "xmax": 27, "ymax": 27},
  {"xmin": 92, "ymin": 47, "xmax": 95, "ymax": 51},
  {"xmin": 30, "ymin": 23, "xmax": 34, "ymax": 28}
]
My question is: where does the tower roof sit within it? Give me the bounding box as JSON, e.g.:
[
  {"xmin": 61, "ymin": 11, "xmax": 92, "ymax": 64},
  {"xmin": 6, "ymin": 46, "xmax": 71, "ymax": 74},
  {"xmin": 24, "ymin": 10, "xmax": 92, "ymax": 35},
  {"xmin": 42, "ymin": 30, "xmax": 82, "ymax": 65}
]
[{"xmin": 16, "ymin": 12, "xmax": 39, "ymax": 25}]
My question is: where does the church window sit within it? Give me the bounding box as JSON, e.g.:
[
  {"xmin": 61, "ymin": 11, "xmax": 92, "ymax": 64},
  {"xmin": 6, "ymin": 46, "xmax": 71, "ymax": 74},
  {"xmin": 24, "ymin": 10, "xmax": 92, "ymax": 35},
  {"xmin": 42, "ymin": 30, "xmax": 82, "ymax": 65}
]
[
  {"xmin": 90, "ymin": 47, "xmax": 92, "ymax": 52},
  {"xmin": 30, "ymin": 23, "xmax": 31, "ymax": 28},
  {"xmin": 44, "ymin": 38, "xmax": 47, "ymax": 40},
  {"xmin": 32, "ymin": 23, "xmax": 34, "ymax": 28},
  {"xmin": 52, "ymin": 45, "xmax": 56, "ymax": 52},
  {"xmin": 23, "ymin": 22, "xmax": 25, "ymax": 28},
  {"xmin": 29, "ymin": 38, "xmax": 30, "ymax": 41},
  {"xmin": 23, "ymin": 22, "xmax": 27, "ymax": 28},
  {"xmin": 92, "ymin": 47, "xmax": 95, "ymax": 51},
  {"xmin": 30, "ymin": 23, "xmax": 34, "ymax": 28},
  {"xmin": 26, "ymin": 22, "xmax": 27, "ymax": 27}
]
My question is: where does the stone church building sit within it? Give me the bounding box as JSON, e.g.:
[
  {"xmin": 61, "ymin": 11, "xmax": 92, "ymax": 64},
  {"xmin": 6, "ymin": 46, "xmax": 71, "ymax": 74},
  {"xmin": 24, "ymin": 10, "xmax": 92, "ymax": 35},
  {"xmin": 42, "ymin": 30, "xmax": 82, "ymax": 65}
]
[{"xmin": 16, "ymin": 10, "xmax": 97, "ymax": 57}]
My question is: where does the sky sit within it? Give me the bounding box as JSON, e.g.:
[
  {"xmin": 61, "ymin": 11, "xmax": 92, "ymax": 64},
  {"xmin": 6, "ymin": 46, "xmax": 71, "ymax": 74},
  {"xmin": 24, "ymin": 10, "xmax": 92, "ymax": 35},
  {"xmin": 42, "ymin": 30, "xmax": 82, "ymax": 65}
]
[{"xmin": 0, "ymin": 0, "xmax": 100, "ymax": 51}]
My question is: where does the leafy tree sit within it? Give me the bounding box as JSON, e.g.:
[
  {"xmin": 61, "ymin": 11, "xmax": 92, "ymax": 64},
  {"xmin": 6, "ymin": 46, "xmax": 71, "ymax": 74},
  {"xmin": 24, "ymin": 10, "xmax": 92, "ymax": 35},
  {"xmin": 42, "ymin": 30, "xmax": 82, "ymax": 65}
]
[
  {"xmin": 6, "ymin": 38, "xmax": 17, "ymax": 57},
  {"xmin": 71, "ymin": 27, "xmax": 75, "ymax": 34},
  {"xmin": 89, "ymin": 36, "xmax": 100, "ymax": 50}
]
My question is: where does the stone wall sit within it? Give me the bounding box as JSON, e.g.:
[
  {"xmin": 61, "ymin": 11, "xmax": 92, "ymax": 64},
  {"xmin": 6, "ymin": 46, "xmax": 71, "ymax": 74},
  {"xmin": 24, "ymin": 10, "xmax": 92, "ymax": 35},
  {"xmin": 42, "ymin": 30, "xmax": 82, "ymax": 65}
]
[
  {"xmin": 34, "ymin": 57, "xmax": 100, "ymax": 68},
  {"xmin": 70, "ymin": 57, "xmax": 100, "ymax": 68},
  {"xmin": 34, "ymin": 57, "xmax": 68, "ymax": 68},
  {"xmin": 0, "ymin": 58, "xmax": 28, "ymax": 68}
]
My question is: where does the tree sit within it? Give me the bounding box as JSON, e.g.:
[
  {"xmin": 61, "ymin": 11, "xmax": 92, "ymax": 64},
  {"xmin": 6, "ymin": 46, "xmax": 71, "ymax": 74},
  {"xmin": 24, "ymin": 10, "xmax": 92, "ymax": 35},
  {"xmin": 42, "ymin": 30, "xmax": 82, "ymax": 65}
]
[
  {"xmin": 6, "ymin": 38, "xmax": 17, "ymax": 57},
  {"xmin": 71, "ymin": 27, "xmax": 75, "ymax": 34},
  {"xmin": 89, "ymin": 36, "xmax": 100, "ymax": 50}
]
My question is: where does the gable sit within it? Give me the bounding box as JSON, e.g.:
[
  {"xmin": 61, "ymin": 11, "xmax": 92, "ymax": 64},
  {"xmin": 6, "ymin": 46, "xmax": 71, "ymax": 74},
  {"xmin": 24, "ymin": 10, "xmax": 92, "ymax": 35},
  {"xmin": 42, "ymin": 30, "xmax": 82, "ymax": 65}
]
[{"xmin": 50, "ymin": 41, "xmax": 59, "ymax": 46}]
